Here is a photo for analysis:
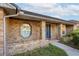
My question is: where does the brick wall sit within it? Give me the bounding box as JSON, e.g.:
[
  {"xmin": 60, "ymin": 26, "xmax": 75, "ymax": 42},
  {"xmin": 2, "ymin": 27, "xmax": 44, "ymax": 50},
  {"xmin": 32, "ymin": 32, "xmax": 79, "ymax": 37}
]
[
  {"xmin": 0, "ymin": 8, "xmax": 4, "ymax": 56},
  {"xmin": 66, "ymin": 25, "xmax": 73, "ymax": 34},
  {"xmin": 7, "ymin": 19, "xmax": 41, "ymax": 44},
  {"xmin": 6, "ymin": 19, "xmax": 49, "ymax": 55},
  {"xmin": 51, "ymin": 24, "xmax": 57, "ymax": 39},
  {"xmin": 74, "ymin": 24, "xmax": 79, "ymax": 30},
  {"xmin": 0, "ymin": 8, "xmax": 4, "ymax": 48}
]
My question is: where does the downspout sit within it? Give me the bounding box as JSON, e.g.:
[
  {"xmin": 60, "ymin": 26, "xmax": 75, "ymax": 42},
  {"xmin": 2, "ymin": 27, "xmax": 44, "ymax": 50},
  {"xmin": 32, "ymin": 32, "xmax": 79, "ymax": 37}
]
[
  {"xmin": 3, "ymin": 4, "xmax": 24, "ymax": 56},
  {"xmin": 3, "ymin": 13, "xmax": 19, "ymax": 56}
]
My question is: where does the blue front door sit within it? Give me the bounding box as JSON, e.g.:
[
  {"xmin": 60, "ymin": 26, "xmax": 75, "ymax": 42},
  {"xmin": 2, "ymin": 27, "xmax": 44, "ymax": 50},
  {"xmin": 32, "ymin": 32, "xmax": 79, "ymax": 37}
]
[{"xmin": 46, "ymin": 24, "xmax": 51, "ymax": 39}]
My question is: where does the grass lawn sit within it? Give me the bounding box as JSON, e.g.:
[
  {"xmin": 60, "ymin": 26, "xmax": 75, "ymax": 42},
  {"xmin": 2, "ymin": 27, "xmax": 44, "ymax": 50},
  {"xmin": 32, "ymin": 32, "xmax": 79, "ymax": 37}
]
[{"xmin": 14, "ymin": 44, "xmax": 67, "ymax": 56}]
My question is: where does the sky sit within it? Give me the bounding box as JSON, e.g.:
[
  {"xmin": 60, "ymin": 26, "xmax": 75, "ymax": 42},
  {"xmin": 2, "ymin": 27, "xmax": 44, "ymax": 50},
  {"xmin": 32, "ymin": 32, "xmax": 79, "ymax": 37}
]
[{"xmin": 16, "ymin": 3, "xmax": 79, "ymax": 21}]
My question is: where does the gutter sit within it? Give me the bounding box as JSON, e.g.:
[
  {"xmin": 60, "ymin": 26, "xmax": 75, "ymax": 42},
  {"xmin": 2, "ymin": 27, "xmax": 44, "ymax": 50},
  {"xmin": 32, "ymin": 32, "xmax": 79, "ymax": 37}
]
[{"xmin": 18, "ymin": 13, "xmax": 74, "ymax": 25}]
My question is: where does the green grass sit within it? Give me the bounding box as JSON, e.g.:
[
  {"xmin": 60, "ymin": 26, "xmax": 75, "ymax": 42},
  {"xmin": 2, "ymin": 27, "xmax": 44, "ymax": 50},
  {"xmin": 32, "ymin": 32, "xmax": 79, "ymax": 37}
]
[{"xmin": 14, "ymin": 44, "xmax": 67, "ymax": 56}]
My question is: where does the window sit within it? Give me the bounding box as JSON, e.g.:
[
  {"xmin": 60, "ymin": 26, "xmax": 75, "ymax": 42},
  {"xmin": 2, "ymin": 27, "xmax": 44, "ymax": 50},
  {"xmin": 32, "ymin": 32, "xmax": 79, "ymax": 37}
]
[{"xmin": 20, "ymin": 24, "xmax": 31, "ymax": 39}]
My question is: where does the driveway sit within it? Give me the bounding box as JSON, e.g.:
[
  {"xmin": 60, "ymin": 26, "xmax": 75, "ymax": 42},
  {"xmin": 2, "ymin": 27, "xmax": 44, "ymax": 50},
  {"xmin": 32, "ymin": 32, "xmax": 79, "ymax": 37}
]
[{"xmin": 50, "ymin": 40, "xmax": 79, "ymax": 56}]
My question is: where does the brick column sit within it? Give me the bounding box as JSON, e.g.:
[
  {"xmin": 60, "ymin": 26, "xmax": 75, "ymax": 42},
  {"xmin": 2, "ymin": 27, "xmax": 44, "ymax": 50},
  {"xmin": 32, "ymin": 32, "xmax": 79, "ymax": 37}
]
[
  {"xmin": 41, "ymin": 21, "xmax": 46, "ymax": 40},
  {"xmin": 59, "ymin": 24, "xmax": 62, "ymax": 37},
  {"xmin": 51, "ymin": 24, "xmax": 53, "ymax": 40},
  {"xmin": 40, "ymin": 21, "xmax": 49, "ymax": 47},
  {"xmin": 64, "ymin": 25, "xmax": 67, "ymax": 35},
  {"xmin": 60, "ymin": 24, "xmax": 66, "ymax": 37},
  {"xmin": 73, "ymin": 24, "xmax": 77, "ymax": 30}
]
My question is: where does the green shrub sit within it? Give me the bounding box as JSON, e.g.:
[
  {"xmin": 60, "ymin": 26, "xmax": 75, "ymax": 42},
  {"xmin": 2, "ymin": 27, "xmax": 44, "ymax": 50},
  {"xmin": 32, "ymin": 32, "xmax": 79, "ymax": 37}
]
[
  {"xmin": 61, "ymin": 33, "xmax": 73, "ymax": 43},
  {"xmin": 61, "ymin": 29, "xmax": 79, "ymax": 46},
  {"xmin": 61, "ymin": 36, "xmax": 69, "ymax": 43},
  {"xmin": 70, "ymin": 29, "xmax": 79, "ymax": 45}
]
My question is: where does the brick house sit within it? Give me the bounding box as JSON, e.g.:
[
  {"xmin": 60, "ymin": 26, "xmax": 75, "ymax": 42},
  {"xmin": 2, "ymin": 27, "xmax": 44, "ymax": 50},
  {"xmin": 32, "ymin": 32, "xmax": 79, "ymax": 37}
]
[{"xmin": 0, "ymin": 3, "xmax": 78, "ymax": 55}]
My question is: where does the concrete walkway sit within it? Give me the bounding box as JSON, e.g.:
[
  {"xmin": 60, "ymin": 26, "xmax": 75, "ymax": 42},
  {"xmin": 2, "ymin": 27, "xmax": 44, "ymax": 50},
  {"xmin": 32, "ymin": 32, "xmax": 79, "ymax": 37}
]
[{"xmin": 50, "ymin": 40, "xmax": 79, "ymax": 56}]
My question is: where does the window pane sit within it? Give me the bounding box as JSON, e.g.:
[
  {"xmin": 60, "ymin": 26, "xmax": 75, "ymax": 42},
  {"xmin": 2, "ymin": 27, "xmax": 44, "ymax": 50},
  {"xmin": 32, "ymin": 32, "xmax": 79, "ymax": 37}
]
[{"xmin": 20, "ymin": 24, "xmax": 31, "ymax": 39}]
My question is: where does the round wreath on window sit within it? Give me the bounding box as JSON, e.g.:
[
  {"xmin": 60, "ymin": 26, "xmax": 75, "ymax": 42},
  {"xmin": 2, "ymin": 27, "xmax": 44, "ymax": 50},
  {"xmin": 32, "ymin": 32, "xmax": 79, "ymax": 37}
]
[{"xmin": 20, "ymin": 24, "xmax": 31, "ymax": 39}]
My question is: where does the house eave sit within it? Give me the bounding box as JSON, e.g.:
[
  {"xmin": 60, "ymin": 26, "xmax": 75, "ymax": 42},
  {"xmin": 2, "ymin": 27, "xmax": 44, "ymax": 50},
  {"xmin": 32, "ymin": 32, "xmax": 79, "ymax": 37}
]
[{"xmin": 1, "ymin": 4, "xmax": 74, "ymax": 25}]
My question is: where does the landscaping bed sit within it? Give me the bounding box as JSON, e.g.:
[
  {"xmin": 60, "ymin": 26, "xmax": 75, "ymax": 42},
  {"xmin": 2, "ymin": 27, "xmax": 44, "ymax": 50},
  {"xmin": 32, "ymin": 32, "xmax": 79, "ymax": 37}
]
[
  {"xmin": 60, "ymin": 29, "xmax": 79, "ymax": 50},
  {"xmin": 14, "ymin": 44, "xmax": 67, "ymax": 56},
  {"xmin": 60, "ymin": 41, "xmax": 79, "ymax": 50}
]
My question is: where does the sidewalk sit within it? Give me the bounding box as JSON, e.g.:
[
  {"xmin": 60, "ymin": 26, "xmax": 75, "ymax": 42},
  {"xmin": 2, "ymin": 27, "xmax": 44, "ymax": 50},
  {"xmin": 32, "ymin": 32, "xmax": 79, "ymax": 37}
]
[{"xmin": 51, "ymin": 40, "xmax": 79, "ymax": 56}]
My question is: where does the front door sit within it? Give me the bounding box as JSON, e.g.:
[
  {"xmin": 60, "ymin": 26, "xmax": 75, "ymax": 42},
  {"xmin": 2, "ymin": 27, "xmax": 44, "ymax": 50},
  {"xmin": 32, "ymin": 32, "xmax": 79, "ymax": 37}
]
[{"xmin": 46, "ymin": 24, "xmax": 51, "ymax": 40}]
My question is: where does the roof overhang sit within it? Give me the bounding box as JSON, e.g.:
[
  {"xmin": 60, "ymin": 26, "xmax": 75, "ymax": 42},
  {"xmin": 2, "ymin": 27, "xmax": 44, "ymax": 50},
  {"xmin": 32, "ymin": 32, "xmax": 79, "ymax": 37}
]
[{"xmin": 2, "ymin": 6, "xmax": 74, "ymax": 25}]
